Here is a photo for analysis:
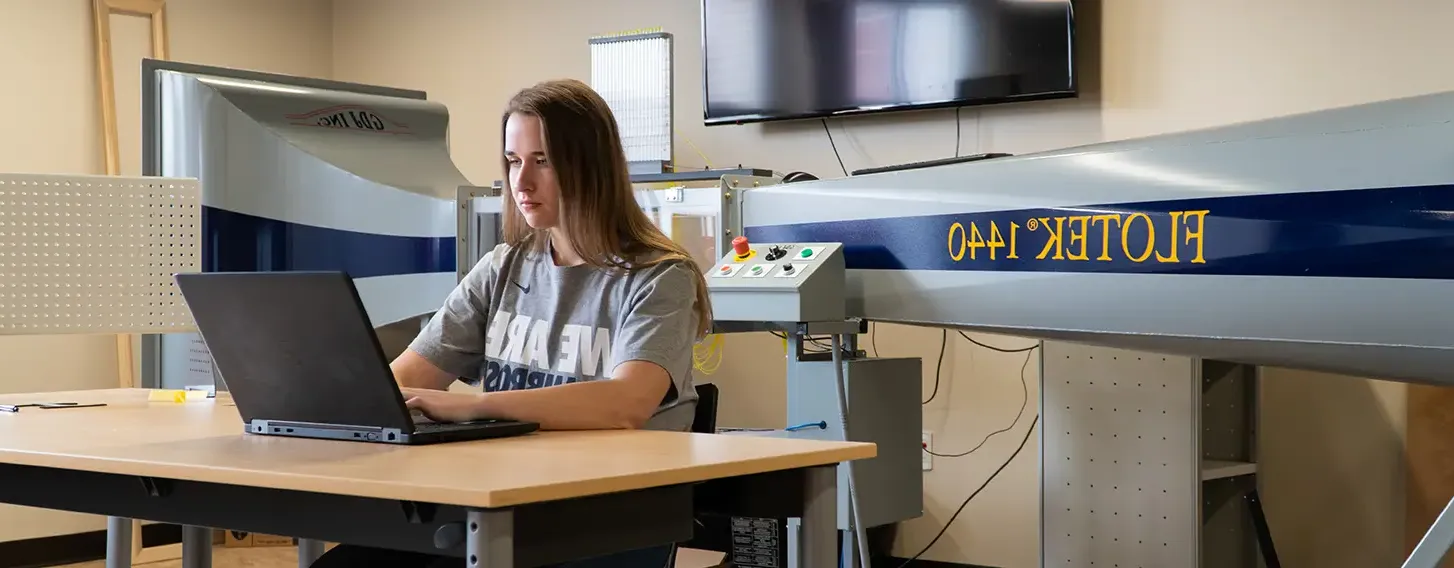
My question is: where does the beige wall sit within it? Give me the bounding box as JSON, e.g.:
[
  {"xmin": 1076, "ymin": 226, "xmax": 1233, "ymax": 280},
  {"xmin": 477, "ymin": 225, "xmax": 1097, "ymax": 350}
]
[
  {"xmin": 332, "ymin": 1, "xmax": 1449, "ymax": 567},
  {"xmin": 0, "ymin": 0, "xmax": 333, "ymax": 543}
]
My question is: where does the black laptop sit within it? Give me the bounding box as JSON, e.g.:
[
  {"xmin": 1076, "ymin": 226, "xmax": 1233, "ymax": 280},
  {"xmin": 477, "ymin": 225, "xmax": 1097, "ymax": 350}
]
[{"xmin": 174, "ymin": 271, "xmax": 539, "ymax": 445}]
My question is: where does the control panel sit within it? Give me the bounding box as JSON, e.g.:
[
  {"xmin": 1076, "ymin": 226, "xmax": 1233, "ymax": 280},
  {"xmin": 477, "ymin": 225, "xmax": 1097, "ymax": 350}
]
[{"xmin": 706, "ymin": 236, "xmax": 846, "ymax": 323}]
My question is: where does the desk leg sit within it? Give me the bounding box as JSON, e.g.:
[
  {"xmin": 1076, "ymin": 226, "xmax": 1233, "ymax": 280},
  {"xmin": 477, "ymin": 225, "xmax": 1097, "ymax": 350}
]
[
  {"xmin": 466, "ymin": 509, "xmax": 513, "ymax": 568},
  {"xmin": 800, "ymin": 466, "xmax": 838, "ymax": 568},
  {"xmin": 297, "ymin": 538, "xmax": 325, "ymax": 568},
  {"xmin": 1404, "ymin": 495, "xmax": 1454, "ymax": 568},
  {"xmin": 106, "ymin": 517, "xmax": 132, "ymax": 568},
  {"xmin": 181, "ymin": 525, "xmax": 212, "ymax": 568}
]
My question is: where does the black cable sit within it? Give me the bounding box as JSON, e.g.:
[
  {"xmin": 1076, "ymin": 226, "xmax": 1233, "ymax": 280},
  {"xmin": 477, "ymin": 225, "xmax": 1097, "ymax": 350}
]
[
  {"xmin": 925, "ymin": 347, "xmax": 1033, "ymax": 458},
  {"xmin": 954, "ymin": 107, "xmax": 962, "ymax": 157},
  {"xmin": 956, "ymin": 330, "xmax": 1036, "ymax": 353},
  {"xmin": 821, "ymin": 118, "xmax": 848, "ymax": 177},
  {"xmin": 920, "ymin": 329, "xmax": 948, "ymax": 405},
  {"xmin": 869, "ymin": 322, "xmax": 879, "ymax": 358},
  {"xmin": 896, "ymin": 413, "xmax": 1039, "ymax": 568},
  {"xmin": 807, "ymin": 337, "xmax": 838, "ymax": 352},
  {"xmin": 772, "ymin": 330, "xmax": 853, "ymax": 355}
]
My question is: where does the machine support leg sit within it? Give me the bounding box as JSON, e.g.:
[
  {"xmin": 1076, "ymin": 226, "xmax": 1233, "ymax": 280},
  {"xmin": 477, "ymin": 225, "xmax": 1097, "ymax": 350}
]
[
  {"xmin": 1403, "ymin": 495, "xmax": 1454, "ymax": 568},
  {"xmin": 106, "ymin": 517, "xmax": 132, "ymax": 568},
  {"xmin": 839, "ymin": 530, "xmax": 857, "ymax": 568},
  {"xmin": 465, "ymin": 509, "xmax": 513, "ymax": 568},
  {"xmin": 181, "ymin": 525, "xmax": 213, "ymax": 568},
  {"xmin": 297, "ymin": 538, "xmax": 325, "ymax": 568},
  {"xmin": 1245, "ymin": 490, "xmax": 1280, "ymax": 568},
  {"xmin": 800, "ymin": 465, "xmax": 839, "ymax": 568}
]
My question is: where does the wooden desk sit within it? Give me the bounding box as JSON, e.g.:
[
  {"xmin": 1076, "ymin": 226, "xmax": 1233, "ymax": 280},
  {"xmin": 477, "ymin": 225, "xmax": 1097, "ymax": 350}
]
[{"xmin": 0, "ymin": 389, "xmax": 875, "ymax": 568}]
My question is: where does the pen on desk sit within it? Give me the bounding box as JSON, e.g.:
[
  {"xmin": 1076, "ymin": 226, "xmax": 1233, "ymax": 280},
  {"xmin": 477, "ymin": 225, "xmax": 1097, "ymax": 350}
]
[
  {"xmin": 0, "ymin": 403, "xmax": 107, "ymax": 412},
  {"xmin": 41, "ymin": 403, "xmax": 106, "ymax": 409}
]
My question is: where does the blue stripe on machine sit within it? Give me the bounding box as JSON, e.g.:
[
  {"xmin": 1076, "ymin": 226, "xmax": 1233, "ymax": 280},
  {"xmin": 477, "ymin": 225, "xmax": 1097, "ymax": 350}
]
[
  {"xmin": 203, "ymin": 206, "xmax": 455, "ymax": 277},
  {"xmin": 744, "ymin": 184, "xmax": 1454, "ymax": 279}
]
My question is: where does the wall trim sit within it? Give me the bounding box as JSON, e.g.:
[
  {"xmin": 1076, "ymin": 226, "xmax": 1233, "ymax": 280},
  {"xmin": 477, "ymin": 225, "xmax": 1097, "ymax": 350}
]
[{"xmin": 0, "ymin": 524, "xmax": 181, "ymax": 568}]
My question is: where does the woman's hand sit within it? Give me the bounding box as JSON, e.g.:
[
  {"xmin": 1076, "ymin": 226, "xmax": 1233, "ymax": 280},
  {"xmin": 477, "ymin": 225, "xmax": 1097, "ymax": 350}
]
[{"xmin": 399, "ymin": 387, "xmax": 487, "ymax": 423}]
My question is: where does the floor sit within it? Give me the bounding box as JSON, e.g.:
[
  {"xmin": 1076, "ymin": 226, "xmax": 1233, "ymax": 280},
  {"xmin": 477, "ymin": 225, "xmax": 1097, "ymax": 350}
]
[
  {"xmin": 61, "ymin": 546, "xmax": 726, "ymax": 568},
  {"xmin": 65, "ymin": 546, "xmax": 299, "ymax": 568}
]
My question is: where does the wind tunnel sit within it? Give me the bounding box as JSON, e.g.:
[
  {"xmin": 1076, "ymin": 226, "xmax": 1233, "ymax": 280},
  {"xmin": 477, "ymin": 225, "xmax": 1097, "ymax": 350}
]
[
  {"xmin": 142, "ymin": 60, "xmax": 483, "ymax": 389},
  {"xmin": 743, "ymin": 90, "xmax": 1454, "ymax": 387}
]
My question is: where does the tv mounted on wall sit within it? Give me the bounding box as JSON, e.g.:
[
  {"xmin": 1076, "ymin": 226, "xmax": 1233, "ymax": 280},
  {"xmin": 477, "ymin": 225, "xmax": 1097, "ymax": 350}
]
[{"xmin": 701, "ymin": 0, "xmax": 1077, "ymax": 126}]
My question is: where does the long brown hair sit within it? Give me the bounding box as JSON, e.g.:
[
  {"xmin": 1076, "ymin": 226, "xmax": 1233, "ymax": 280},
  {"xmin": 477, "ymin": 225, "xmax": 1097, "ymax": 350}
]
[{"xmin": 500, "ymin": 79, "xmax": 713, "ymax": 339}]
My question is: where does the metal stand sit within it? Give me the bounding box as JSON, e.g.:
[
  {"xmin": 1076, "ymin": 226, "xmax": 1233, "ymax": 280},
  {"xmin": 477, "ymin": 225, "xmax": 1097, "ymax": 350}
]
[
  {"xmin": 466, "ymin": 509, "xmax": 514, "ymax": 568},
  {"xmin": 181, "ymin": 525, "xmax": 212, "ymax": 568},
  {"xmin": 1403, "ymin": 496, "xmax": 1454, "ymax": 568},
  {"xmin": 106, "ymin": 516, "xmax": 132, "ymax": 568},
  {"xmin": 297, "ymin": 538, "xmax": 326, "ymax": 568},
  {"xmin": 1245, "ymin": 490, "xmax": 1280, "ymax": 568}
]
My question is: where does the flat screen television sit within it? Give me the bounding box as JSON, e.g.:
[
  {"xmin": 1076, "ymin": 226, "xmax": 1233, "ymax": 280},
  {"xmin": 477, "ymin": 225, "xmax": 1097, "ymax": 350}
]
[{"xmin": 701, "ymin": 0, "xmax": 1077, "ymax": 125}]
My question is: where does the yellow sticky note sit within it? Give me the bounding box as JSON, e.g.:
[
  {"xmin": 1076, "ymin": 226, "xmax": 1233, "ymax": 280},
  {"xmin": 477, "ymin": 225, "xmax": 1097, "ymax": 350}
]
[{"xmin": 148, "ymin": 389, "xmax": 187, "ymax": 403}]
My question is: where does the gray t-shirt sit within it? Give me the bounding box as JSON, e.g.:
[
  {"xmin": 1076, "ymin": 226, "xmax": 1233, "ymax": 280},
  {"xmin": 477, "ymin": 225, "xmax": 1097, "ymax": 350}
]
[{"xmin": 408, "ymin": 239, "xmax": 701, "ymax": 431}]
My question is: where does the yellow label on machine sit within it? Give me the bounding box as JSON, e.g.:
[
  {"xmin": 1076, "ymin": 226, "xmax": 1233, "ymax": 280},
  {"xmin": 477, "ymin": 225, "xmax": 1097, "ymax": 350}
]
[{"xmin": 947, "ymin": 210, "xmax": 1210, "ymax": 265}]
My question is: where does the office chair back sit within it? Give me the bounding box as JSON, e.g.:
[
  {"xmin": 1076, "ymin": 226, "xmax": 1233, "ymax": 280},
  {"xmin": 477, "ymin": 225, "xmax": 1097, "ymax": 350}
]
[{"xmin": 693, "ymin": 383, "xmax": 719, "ymax": 434}]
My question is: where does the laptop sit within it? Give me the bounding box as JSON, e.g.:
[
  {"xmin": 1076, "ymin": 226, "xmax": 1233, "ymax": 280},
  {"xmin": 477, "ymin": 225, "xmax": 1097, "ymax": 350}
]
[{"xmin": 174, "ymin": 271, "xmax": 540, "ymax": 445}]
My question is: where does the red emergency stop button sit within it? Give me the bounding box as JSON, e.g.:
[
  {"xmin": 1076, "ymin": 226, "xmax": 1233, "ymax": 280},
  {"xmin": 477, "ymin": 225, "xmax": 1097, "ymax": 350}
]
[{"xmin": 732, "ymin": 236, "xmax": 750, "ymax": 257}]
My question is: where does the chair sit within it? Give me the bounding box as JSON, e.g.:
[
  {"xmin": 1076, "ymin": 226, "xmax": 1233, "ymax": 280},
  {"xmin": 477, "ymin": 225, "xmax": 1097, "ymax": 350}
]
[
  {"xmin": 684, "ymin": 382, "xmax": 732, "ymax": 566},
  {"xmin": 692, "ymin": 383, "xmax": 720, "ymax": 434}
]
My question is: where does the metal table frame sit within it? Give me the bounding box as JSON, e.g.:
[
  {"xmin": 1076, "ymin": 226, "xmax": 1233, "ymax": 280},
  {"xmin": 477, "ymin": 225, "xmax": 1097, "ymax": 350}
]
[
  {"xmin": 0, "ymin": 461, "xmax": 839, "ymax": 568},
  {"xmin": 1404, "ymin": 496, "xmax": 1454, "ymax": 568}
]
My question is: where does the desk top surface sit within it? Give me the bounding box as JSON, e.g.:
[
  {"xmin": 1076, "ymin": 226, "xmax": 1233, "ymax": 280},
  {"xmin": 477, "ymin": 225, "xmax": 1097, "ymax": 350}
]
[{"xmin": 0, "ymin": 389, "xmax": 874, "ymax": 508}]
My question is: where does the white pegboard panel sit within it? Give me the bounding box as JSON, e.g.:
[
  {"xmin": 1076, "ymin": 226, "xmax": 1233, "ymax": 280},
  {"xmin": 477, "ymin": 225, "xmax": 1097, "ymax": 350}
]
[
  {"xmin": 0, "ymin": 173, "xmax": 200, "ymax": 335},
  {"xmin": 1041, "ymin": 341, "xmax": 1201, "ymax": 568},
  {"xmin": 590, "ymin": 31, "xmax": 672, "ymax": 165}
]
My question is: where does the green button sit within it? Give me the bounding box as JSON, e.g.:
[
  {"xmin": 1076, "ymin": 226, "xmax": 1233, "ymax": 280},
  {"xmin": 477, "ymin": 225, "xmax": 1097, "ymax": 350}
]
[
  {"xmin": 751, "ymin": 266, "xmax": 763, "ymax": 274},
  {"xmin": 800, "ymin": 248, "xmax": 813, "ymax": 258}
]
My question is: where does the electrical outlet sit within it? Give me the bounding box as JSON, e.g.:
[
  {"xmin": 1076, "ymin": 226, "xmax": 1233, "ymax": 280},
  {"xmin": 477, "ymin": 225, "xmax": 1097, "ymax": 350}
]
[{"xmin": 922, "ymin": 431, "xmax": 933, "ymax": 471}]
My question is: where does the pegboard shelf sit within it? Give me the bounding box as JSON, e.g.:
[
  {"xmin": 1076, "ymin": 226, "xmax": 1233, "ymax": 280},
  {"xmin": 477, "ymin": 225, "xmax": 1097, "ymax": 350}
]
[
  {"xmin": 1042, "ymin": 344, "xmax": 1272, "ymax": 567},
  {"xmin": 0, "ymin": 173, "xmax": 200, "ymax": 335}
]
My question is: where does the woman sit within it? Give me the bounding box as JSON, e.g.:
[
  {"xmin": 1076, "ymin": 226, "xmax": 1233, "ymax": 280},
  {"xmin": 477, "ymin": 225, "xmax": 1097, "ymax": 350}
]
[{"xmin": 309, "ymin": 79, "xmax": 713, "ymax": 568}]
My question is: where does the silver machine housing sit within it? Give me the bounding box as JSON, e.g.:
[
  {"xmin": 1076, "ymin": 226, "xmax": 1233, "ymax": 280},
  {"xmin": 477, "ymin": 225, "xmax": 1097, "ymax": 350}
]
[{"xmin": 727, "ymin": 91, "xmax": 1454, "ymax": 568}]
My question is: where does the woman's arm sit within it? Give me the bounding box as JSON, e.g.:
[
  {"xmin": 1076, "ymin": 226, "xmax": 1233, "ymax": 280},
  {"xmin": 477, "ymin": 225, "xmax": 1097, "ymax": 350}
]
[
  {"xmin": 391, "ymin": 349, "xmax": 458, "ymax": 390},
  {"xmin": 394, "ymin": 251, "xmax": 497, "ymax": 390},
  {"xmin": 480, "ymin": 361, "xmax": 671, "ymax": 428},
  {"xmin": 403, "ymin": 361, "xmax": 671, "ymax": 429}
]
